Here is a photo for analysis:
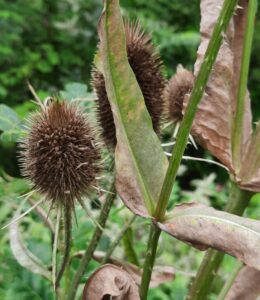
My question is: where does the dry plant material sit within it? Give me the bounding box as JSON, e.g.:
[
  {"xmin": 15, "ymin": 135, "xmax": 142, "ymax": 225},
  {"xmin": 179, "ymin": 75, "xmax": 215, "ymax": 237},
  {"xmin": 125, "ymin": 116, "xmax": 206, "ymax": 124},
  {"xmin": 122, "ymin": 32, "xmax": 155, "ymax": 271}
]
[
  {"xmin": 19, "ymin": 100, "xmax": 100, "ymax": 208},
  {"xmin": 82, "ymin": 264, "xmax": 140, "ymax": 300},
  {"xmin": 156, "ymin": 202, "xmax": 260, "ymax": 269},
  {"xmin": 226, "ymin": 266, "xmax": 260, "ymax": 300},
  {"xmin": 97, "ymin": 0, "xmax": 168, "ymax": 217},
  {"xmin": 164, "ymin": 65, "xmax": 194, "ymax": 123},
  {"xmin": 93, "ymin": 20, "xmax": 165, "ymax": 147},
  {"xmin": 93, "ymin": 251, "xmax": 175, "ymax": 288},
  {"xmin": 238, "ymin": 122, "xmax": 260, "ymax": 192},
  {"xmin": 181, "ymin": 0, "xmax": 260, "ymax": 191}
]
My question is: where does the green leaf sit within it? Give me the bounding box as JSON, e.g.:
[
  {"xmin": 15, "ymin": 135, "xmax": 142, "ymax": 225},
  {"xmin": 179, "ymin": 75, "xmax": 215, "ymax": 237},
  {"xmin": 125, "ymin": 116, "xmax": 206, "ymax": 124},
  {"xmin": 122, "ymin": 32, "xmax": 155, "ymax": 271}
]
[
  {"xmin": 157, "ymin": 202, "xmax": 260, "ymax": 270},
  {"xmin": 1, "ymin": 127, "xmax": 23, "ymax": 144},
  {"xmin": 9, "ymin": 210, "xmax": 52, "ymax": 281},
  {"xmin": 97, "ymin": 0, "xmax": 168, "ymax": 217},
  {"xmin": 60, "ymin": 82, "xmax": 89, "ymax": 101},
  {"xmin": 0, "ymin": 104, "xmax": 20, "ymax": 132}
]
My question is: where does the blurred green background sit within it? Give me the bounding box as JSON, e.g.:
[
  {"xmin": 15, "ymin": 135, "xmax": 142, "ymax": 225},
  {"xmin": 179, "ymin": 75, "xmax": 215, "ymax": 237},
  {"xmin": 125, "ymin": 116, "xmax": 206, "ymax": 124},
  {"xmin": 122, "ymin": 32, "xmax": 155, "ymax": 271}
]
[{"xmin": 0, "ymin": 1, "xmax": 259, "ymax": 299}]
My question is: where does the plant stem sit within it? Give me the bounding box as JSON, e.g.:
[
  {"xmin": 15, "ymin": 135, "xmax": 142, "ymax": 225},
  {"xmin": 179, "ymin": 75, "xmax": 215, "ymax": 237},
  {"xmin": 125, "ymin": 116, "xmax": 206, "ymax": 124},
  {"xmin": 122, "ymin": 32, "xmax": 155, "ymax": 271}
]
[
  {"xmin": 217, "ymin": 262, "xmax": 243, "ymax": 300},
  {"xmin": 186, "ymin": 182, "xmax": 252, "ymax": 300},
  {"xmin": 102, "ymin": 214, "xmax": 137, "ymax": 264},
  {"xmin": 154, "ymin": 0, "xmax": 239, "ymax": 222},
  {"xmin": 66, "ymin": 183, "xmax": 116, "ymax": 300},
  {"xmin": 56, "ymin": 204, "xmax": 72, "ymax": 288},
  {"xmin": 139, "ymin": 224, "xmax": 161, "ymax": 300},
  {"xmin": 232, "ymin": 0, "xmax": 257, "ymax": 170},
  {"xmin": 139, "ymin": 1, "xmax": 239, "ymax": 298}
]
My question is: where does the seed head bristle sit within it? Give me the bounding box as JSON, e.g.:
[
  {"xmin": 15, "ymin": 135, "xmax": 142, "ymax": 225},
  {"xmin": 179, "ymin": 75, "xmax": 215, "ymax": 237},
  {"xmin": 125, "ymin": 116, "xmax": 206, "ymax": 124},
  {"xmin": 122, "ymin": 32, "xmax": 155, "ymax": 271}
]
[
  {"xmin": 92, "ymin": 20, "xmax": 166, "ymax": 147},
  {"xmin": 164, "ymin": 66, "xmax": 194, "ymax": 123},
  {"xmin": 19, "ymin": 100, "xmax": 101, "ymax": 208}
]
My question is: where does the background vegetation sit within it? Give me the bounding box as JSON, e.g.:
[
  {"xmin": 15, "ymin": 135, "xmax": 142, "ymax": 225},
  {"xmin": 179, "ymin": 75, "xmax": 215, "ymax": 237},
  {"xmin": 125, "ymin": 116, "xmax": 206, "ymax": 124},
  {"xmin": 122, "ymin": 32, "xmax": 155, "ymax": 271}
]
[{"xmin": 0, "ymin": 1, "xmax": 259, "ymax": 299}]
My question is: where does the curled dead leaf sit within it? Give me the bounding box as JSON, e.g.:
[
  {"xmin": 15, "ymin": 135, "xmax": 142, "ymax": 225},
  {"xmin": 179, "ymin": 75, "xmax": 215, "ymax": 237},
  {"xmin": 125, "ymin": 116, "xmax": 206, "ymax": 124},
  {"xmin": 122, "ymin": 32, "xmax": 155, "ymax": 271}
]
[
  {"xmin": 93, "ymin": 251, "xmax": 175, "ymax": 288},
  {"xmin": 82, "ymin": 264, "xmax": 140, "ymax": 300},
  {"xmin": 156, "ymin": 202, "xmax": 260, "ymax": 270},
  {"xmin": 184, "ymin": 0, "xmax": 253, "ymax": 177},
  {"xmin": 226, "ymin": 266, "xmax": 260, "ymax": 300}
]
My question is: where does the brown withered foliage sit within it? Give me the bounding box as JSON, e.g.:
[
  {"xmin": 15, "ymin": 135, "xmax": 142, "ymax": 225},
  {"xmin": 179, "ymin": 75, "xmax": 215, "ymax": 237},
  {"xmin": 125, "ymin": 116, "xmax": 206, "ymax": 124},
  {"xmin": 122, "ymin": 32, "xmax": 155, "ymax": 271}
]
[
  {"xmin": 92, "ymin": 20, "xmax": 165, "ymax": 147},
  {"xmin": 19, "ymin": 100, "xmax": 100, "ymax": 208},
  {"xmin": 226, "ymin": 266, "xmax": 260, "ymax": 300},
  {"xmin": 156, "ymin": 202, "xmax": 260, "ymax": 270},
  {"xmin": 82, "ymin": 264, "xmax": 140, "ymax": 300},
  {"xmin": 164, "ymin": 65, "xmax": 194, "ymax": 123}
]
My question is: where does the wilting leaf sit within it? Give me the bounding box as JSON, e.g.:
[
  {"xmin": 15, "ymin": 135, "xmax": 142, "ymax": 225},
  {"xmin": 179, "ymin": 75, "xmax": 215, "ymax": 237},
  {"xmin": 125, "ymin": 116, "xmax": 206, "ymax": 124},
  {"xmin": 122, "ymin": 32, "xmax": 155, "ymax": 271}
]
[
  {"xmin": 226, "ymin": 266, "xmax": 260, "ymax": 300},
  {"xmin": 97, "ymin": 0, "xmax": 168, "ymax": 216},
  {"xmin": 183, "ymin": 0, "xmax": 234, "ymax": 170},
  {"xmin": 239, "ymin": 122, "xmax": 260, "ymax": 192},
  {"xmin": 0, "ymin": 104, "xmax": 21, "ymax": 132},
  {"xmin": 9, "ymin": 212, "xmax": 52, "ymax": 281},
  {"xmin": 231, "ymin": 0, "xmax": 252, "ymax": 149},
  {"xmin": 82, "ymin": 264, "xmax": 140, "ymax": 300},
  {"xmin": 93, "ymin": 251, "xmax": 175, "ymax": 288},
  {"xmin": 156, "ymin": 202, "xmax": 260, "ymax": 270},
  {"xmin": 184, "ymin": 0, "xmax": 253, "ymax": 175}
]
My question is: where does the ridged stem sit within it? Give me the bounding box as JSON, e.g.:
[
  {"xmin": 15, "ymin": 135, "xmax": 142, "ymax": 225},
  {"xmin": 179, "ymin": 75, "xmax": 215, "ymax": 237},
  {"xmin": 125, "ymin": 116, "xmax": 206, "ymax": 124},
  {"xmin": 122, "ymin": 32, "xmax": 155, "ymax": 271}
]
[
  {"xmin": 55, "ymin": 204, "xmax": 72, "ymax": 288},
  {"xmin": 66, "ymin": 183, "xmax": 116, "ymax": 300},
  {"xmin": 232, "ymin": 0, "xmax": 257, "ymax": 170},
  {"xmin": 102, "ymin": 214, "xmax": 137, "ymax": 264},
  {"xmin": 186, "ymin": 182, "xmax": 252, "ymax": 300},
  {"xmin": 139, "ymin": 1, "xmax": 239, "ymax": 298}
]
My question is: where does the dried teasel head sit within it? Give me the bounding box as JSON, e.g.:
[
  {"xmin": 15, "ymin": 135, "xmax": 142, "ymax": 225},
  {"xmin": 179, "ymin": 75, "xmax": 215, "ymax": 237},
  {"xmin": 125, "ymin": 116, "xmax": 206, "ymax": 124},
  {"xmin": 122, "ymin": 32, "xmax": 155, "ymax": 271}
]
[
  {"xmin": 19, "ymin": 100, "xmax": 101, "ymax": 209},
  {"xmin": 164, "ymin": 65, "xmax": 194, "ymax": 123},
  {"xmin": 92, "ymin": 20, "xmax": 166, "ymax": 147}
]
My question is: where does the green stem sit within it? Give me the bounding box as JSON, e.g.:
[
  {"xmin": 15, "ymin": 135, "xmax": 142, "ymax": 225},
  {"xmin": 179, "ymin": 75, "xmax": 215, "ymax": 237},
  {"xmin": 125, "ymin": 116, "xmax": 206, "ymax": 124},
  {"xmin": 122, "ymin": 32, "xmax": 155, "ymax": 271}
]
[
  {"xmin": 155, "ymin": 0, "xmax": 239, "ymax": 221},
  {"xmin": 56, "ymin": 204, "xmax": 72, "ymax": 288},
  {"xmin": 217, "ymin": 262, "xmax": 243, "ymax": 300},
  {"xmin": 232, "ymin": 0, "xmax": 257, "ymax": 170},
  {"xmin": 186, "ymin": 182, "xmax": 252, "ymax": 300},
  {"xmin": 102, "ymin": 214, "xmax": 137, "ymax": 264},
  {"xmin": 139, "ymin": 1, "xmax": 239, "ymax": 298},
  {"xmin": 66, "ymin": 183, "xmax": 116, "ymax": 300},
  {"xmin": 139, "ymin": 225, "xmax": 161, "ymax": 300}
]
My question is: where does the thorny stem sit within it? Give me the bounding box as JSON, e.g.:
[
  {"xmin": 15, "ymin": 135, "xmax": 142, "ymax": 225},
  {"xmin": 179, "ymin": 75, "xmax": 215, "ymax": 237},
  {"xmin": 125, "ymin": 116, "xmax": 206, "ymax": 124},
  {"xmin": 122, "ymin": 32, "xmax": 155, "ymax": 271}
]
[
  {"xmin": 186, "ymin": 182, "xmax": 252, "ymax": 300},
  {"xmin": 56, "ymin": 204, "xmax": 72, "ymax": 289},
  {"xmin": 232, "ymin": 0, "xmax": 257, "ymax": 170},
  {"xmin": 66, "ymin": 182, "xmax": 116, "ymax": 300},
  {"xmin": 217, "ymin": 262, "xmax": 243, "ymax": 300},
  {"xmin": 139, "ymin": 0, "xmax": 239, "ymax": 298},
  {"xmin": 102, "ymin": 214, "xmax": 137, "ymax": 264}
]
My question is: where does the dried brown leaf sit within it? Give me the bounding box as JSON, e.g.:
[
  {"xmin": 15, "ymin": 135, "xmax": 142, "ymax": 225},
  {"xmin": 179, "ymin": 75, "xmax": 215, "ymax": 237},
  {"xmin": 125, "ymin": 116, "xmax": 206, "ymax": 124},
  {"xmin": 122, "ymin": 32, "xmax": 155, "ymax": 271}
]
[
  {"xmin": 231, "ymin": 0, "xmax": 253, "ymax": 150},
  {"xmin": 184, "ymin": 0, "xmax": 253, "ymax": 173},
  {"xmin": 82, "ymin": 264, "xmax": 140, "ymax": 300},
  {"xmin": 156, "ymin": 202, "xmax": 260, "ymax": 269},
  {"xmin": 238, "ymin": 122, "xmax": 260, "ymax": 192},
  {"xmin": 184, "ymin": 0, "xmax": 234, "ymax": 170},
  {"xmin": 93, "ymin": 251, "xmax": 175, "ymax": 288},
  {"xmin": 226, "ymin": 266, "xmax": 260, "ymax": 300}
]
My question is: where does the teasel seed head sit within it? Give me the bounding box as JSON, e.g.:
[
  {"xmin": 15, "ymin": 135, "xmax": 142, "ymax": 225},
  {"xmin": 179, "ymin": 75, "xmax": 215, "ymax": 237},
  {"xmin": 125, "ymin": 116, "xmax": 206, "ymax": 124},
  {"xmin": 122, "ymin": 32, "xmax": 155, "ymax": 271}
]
[
  {"xmin": 164, "ymin": 65, "xmax": 194, "ymax": 123},
  {"xmin": 19, "ymin": 100, "xmax": 101, "ymax": 208},
  {"xmin": 92, "ymin": 20, "xmax": 166, "ymax": 147}
]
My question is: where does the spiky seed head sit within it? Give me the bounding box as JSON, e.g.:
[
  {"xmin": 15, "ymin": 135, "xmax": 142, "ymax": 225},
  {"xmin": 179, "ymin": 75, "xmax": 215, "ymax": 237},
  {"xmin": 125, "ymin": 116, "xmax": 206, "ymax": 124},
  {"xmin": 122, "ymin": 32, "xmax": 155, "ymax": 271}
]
[
  {"xmin": 164, "ymin": 66, "xmax": 194, "ymax": 123},
  {"xmin": 19, "ymin": 100, "xmax": 101, "ymax": 208},
  {"xmin": 92, "ymin": 20, "xmax": 166, "ymax": 147}
]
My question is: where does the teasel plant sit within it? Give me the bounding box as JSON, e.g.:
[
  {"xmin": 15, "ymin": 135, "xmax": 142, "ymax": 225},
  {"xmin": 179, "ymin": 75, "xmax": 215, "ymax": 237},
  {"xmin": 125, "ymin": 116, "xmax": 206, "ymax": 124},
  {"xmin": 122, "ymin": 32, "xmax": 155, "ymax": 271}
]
[{"xmin": 4, "ymin": 0, "xmax": 260, "ymax": 299}]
